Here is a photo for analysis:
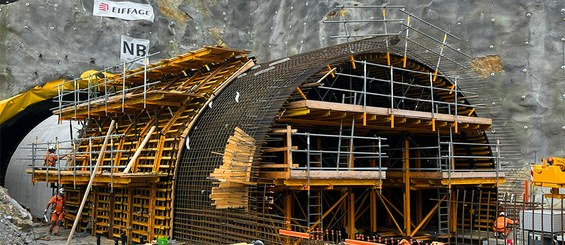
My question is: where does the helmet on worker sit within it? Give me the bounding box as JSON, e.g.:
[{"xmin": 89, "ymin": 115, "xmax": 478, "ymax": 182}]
[
  {"xmin": 499, "ymin": 212, "xmax": 505, "ymax": 216},
  {"xmin": 58, "ymin": 188, "xmax": 65, "ymax": 195}
]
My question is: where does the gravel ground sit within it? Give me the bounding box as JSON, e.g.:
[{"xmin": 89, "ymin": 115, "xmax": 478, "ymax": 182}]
[
  {"xmin": 0, "ymin": 186, "xmax": 115, "ymax": 245},
  {"xmin": 28, "ymin": 224, "xmax": 115, "ymax": 245}
]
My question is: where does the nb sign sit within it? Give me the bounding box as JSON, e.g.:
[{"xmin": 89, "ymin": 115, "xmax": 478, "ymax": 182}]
[{"xmin": 120, "ymin": 35, "xmax": 150, "ymax": 65}]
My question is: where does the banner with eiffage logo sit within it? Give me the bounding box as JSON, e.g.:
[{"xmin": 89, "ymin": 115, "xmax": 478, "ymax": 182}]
[{"xmin": 93, "ymin": 0, "xmax": 155, "ymax": 22}]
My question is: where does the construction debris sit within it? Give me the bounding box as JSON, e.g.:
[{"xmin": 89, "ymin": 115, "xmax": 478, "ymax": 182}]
[{"xmin": 0, "ymin": 187, "xmax": 34, "ymax": 244}]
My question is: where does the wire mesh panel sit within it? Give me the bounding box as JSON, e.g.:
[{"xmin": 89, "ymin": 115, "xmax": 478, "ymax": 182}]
[{"xmin": 173, "ymin": 37, "xmax": 397, "ymax": 243}]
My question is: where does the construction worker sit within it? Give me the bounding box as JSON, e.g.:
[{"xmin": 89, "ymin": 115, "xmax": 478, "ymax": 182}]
[
  {"xmin": 43, "ymin": 147, "xmax": 58, "ymax": 167},
  {"xmin": 44, "ymin": 188, "xmax": 65, "ymax": 235},
  {"xmin": 492, "ymin": 212, "xmax": 518, "ymax": 238}
]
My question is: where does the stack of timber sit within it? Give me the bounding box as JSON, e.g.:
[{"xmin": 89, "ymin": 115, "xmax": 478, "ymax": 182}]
[{"xmin": 210, "ymin": 127, "xmax": 256, "ymax": 210}]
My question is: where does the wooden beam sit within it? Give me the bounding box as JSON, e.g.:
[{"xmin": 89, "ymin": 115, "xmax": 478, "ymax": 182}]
[
  {"xmin": 403, "ymin": 138, "xmax": 411, "ymax": 235},
  {"xmin": 348, "ymin": 190, "xmax": 355, "ymax": 239},
  {"xmin": 284, "ymin": 100, "xmax": 492, "ymax": 126},
  {"xmin": 264, "ymin": 146, "xmax": 298, "ymax": 153},
  {"xmin": 66, "ymin": 120, "xmax": 115, "ymax": 245},
  {"xmin": 123, "ymin": 126, "xmax": 156, "ymax": 173}
]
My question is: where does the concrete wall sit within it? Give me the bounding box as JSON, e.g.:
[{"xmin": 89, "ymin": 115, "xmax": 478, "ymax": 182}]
[{"xmin": 5, "ymin": 116, "xmax": 79, "ymax": 217}]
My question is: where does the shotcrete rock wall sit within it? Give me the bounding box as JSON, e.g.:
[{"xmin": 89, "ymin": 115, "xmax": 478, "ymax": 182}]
[{"xmin": 1, "ymin": 0, "xmax": 565, "ymax": 181}]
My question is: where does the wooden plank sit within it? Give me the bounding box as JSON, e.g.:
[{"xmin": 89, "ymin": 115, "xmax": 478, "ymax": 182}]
[
  {"xmin": 285, "ymin": 100, "xmax": 492, "ymax": 126},
  {"xmin": 386, "ymin": 171, "xmax": 505, "ymax": 179},
  {"xmin": 263, "ymin": 146, "xmax": 298, "ymax": 153},
  {"xmin": 270, "ymin": 128, "xmax": 298, "ymax": 134},
  {"xmin": 290, "ymin": 170, "xmax": 386, "ymax": 180}
]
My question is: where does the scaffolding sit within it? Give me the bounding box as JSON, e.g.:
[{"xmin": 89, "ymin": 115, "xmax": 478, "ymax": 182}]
[
  {"xmin": 27, "ymin": 46, "xmax": 254, "ymax": 243},
  {"xmin": 269, "ymin": 40, "xmax": 503, "ymax": 241}
]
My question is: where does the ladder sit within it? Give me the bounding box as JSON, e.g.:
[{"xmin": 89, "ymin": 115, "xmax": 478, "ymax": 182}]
[
  {"xmin": 437, "ymin": 128, "xmax": 453, "ymax": 171},
  {"xmin": 336, "ymin": 121, "xmax": 354, "ymax": 170},
  {"xmin": 437, "ymin": 188, "xmax": 450, "ymax": 235},
  {"xmin": 307, "ymin": 189, "xmax": 323, "ymax": 232},
  {"xmin": 306, "ymin": 144, "xmax": 323, "ymax": 231}
]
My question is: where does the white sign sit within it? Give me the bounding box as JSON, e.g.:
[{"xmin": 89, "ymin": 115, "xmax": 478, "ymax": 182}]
[
  {"xmin": 120, "ymin": 35, "xmax": 150, "ymax": 64},
  {"xmin": 93, "ymin": 0, "xmax": 155, "ymax": 22}
]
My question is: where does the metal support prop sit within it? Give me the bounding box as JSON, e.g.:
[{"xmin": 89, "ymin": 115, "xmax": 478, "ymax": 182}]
[
  {"xmin": 87, "ymin": 77, "xmax": 91, "ymax": 121},
  {"xmin": 144, "ymin": 54, "xmax": 148, "ymax": 109},
  {"xmin": 122, "ymin": 61, "xmax": 126, "ymax": 113},
  {"xmin": 433, "ymin": 33, "xmax": 448, "ymax": 82},
  {"xmin": 382, "ymin": 6, "xmax": 390, "ymax": 66},
  {"xmin": 349, "ymin": 116, "xmax": 355, "ymax": 169},
  {"xmin": 31, "ymin": 140, "xmax": 36, "ymax": 182},
  {"xmin": 430, "ymin": 72, "xmax": 436, "ymax": 131},
  {"xmin": 363, "ymin": 61, "xmax": 367, "ymax": 126},
  {"xmin": 56, "ymin": 137, "xmax": 61, "ymax": 184},
  {"xmin": 66, "ymin": 120, "xmax": 115, "ymax": 245},
  {"xmin": 390, "ymin": 65, "xmax": 394, "ymax": 128},
  {"xmin": 403, "ymin": 138, "xmax": 411, "ymax": 235},
  {"xmin": 378, "ymin": 138, "xmax": 382, "ymax": 189},
  {"xmin": 403, "ymin": 16, "xmax": 411, "ymax": 67}
]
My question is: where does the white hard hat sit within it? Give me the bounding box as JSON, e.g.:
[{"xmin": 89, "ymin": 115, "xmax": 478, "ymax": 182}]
[
  {"xmin": 499, "ymin": 212, "xmax": 505, "ymax": 216},
  {"xmin": 58, "ymin": 188, "xmax": 65, "ymax": 195}
]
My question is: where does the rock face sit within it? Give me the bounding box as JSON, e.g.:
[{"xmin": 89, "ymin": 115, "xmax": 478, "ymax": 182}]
[
  {"xmin": 1, "ymin": 0, "xmax": 565, "ymax": 183},
  {"xmin": 0, "ymin": 186, "xmax": 34, "ymax": 244}
]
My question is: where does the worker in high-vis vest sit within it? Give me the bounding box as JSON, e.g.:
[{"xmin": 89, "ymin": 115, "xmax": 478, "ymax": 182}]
[
  {"xmin": 492, "ymin": 212, "xmax": 518, "ymax": 238},
  {"xmin": 44, "ymin": 188, "xmax": 65, "ymax": 235},
  {"xmin": 43, "ymin": 147, "xmax": 58, "ymax": 167}
]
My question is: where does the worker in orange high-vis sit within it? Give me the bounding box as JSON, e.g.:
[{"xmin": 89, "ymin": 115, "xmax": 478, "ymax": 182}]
[
  {"xmin": 43, "ymin": 147, "xmax": 58, "ymax": 167},
  {"xmin": 44, "ymin": 188, "xmax": 65, "ymax": 235},
  {"xmin": 492, "ymin": 212, "xmax": 518, "ymax": 238}
]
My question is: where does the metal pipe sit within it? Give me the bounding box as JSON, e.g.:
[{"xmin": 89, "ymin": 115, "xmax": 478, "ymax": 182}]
[
  {"xmin": 318, "ymin": 85, "xmax": 483, "ymax": 109},
  {"xmin": 293, "ymin": 132, "xmax": 385, "ymax": 141},
  {"xmin": 329, "ymin": 72, "xmax": 471, "ymax": 98},
  {"xmin": 323, "ymin": 19, "xmax": 404, "ymax": 23},
  {"xmin": 334, "ymin": 4, "xmax": 405, "ymax": 9},
  {"xmin": 329, "ymin": 33, "xmax": 399, "ymax": 39},
  {"xmin": 399, "ymin": 9, "xmax": 462, "ymax": 40},
  {"xmin": 293, "ymin": 150, "xmax": 385, "ymax": 156}
]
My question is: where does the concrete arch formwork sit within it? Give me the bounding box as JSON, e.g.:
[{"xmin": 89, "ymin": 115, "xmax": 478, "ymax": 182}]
[{"xmin": 173, "ymin": 36, "xmax": 501, "ymax": 243}]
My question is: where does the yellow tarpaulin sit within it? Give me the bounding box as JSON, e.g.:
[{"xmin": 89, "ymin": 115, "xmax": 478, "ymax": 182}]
[{"xmin": 0, "ymin": 70, "xmax": 115, "ymax": 125}]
